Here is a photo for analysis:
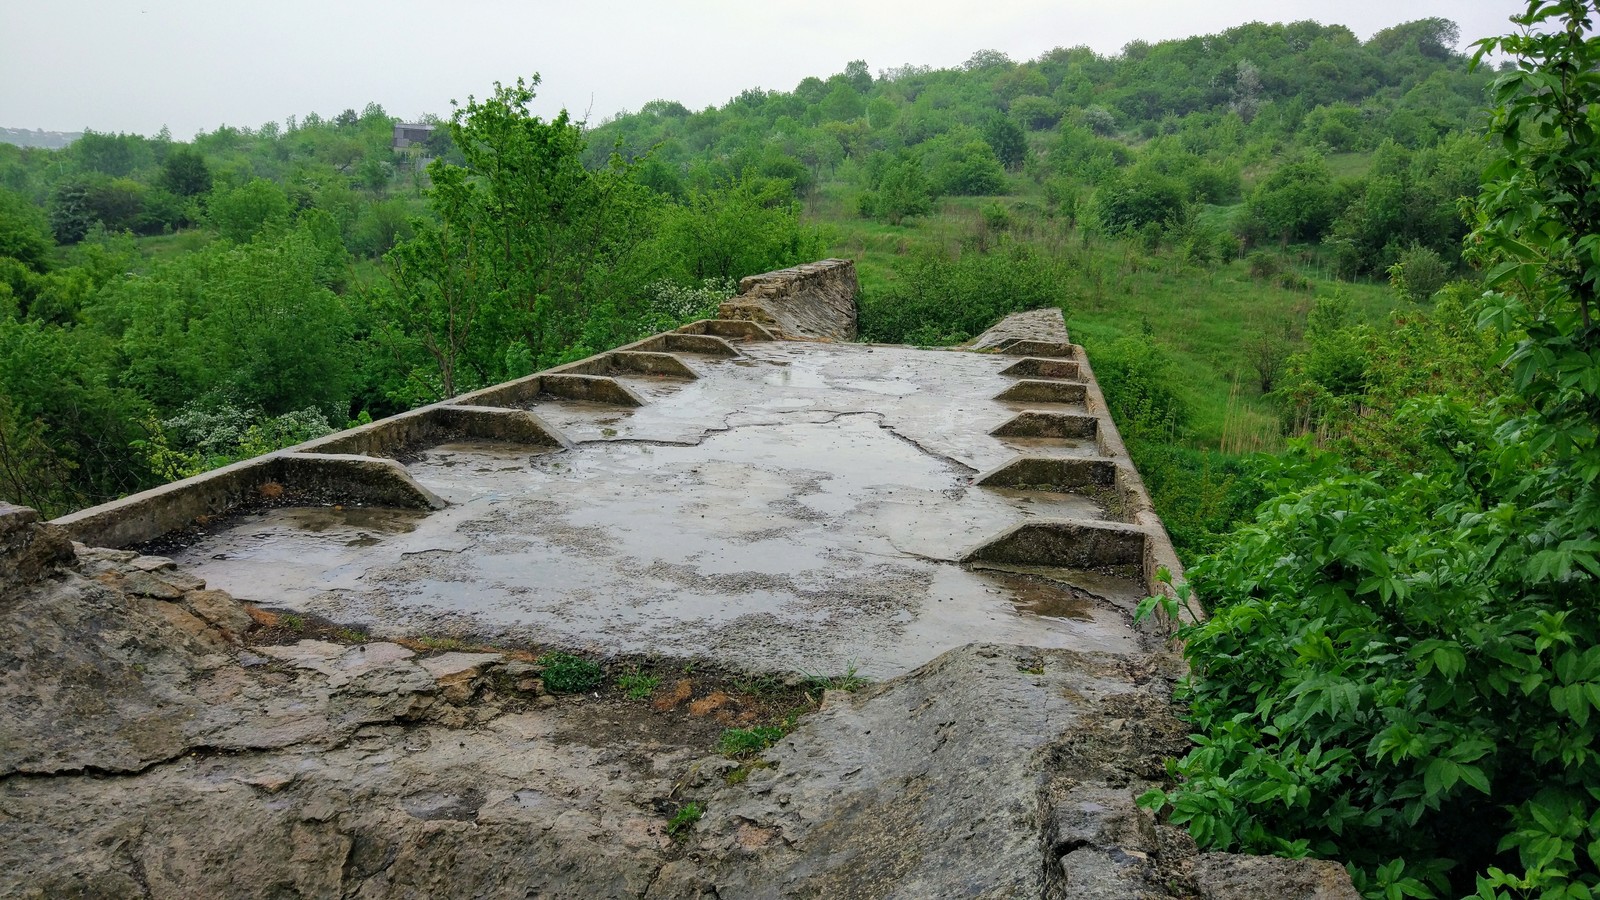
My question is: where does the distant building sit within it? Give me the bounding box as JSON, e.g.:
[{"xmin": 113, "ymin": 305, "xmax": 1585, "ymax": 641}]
[{"xmin": 392, "ymin": 123, "xmax": 435, "ymax": 150}]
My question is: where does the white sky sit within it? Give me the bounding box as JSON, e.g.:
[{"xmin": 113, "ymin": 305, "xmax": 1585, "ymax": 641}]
[{"xmin": 1, "ymin": 0, "xmax": 1517, "ymax": 138}]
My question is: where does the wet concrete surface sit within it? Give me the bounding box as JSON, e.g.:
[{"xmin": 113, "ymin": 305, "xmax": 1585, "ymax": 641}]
[{"xmin": 172, "ymin": 342, "xmax": 1143, "ymax": 677}]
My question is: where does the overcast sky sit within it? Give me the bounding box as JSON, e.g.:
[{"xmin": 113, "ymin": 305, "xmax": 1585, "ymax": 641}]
[{"xmin": 1, "ymin": 0, "xmax": 1518, "ymax": 138}]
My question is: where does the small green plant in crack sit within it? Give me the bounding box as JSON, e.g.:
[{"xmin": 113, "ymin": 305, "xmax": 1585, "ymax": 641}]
[
  {"xmin": 414, "ymin": 635, "xmax": 468, "ymax": 652},
  {"xmin": 600, "ymin": 427, "xmax": 618, "ymax": 437},
  {"xmin": 667, "ymin": 802, "xmax": 703, "ymax": 838},
  {"xmin": 335, "ymin": 628, "xmax": 368, "ymax": 644},
  {"xmin": 617, "ymin": 672, "xmax": 660, "ymax": 700},
  {"xmin": 538, "ymin": 652, "xmax": 604, "ymax": 693},
  {"xmin": 725, "ymin": 759, "xmax": 774, "ymax": 785},
  {"xmin": 279, "ymin": 613, "xmax": 305, "ymax": 632},
  {"xmin": 799, "ymin": 662, "xmax": 869, "ymax": 694},
  {"xmin": 718, "ymin": 725, "xmax": 789, "ymax": 758},
  {"xmin": 732, "ymin": 673, "xmax": 784, "ymax": 696}
]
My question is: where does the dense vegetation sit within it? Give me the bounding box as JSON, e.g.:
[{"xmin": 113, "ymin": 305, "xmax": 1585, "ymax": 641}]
[
  {"xmin": 0, "ymin": 84, "xmax": 819, "ymax": 513},
  {"xmin": 1135, "ymin": 3, "xmax": 1600, "ymax": 898}
]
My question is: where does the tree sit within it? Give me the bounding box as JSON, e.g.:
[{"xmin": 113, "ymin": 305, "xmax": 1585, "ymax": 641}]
[
  {"xmin": 983, "ymin": 116, "xmax": 1027, "ymax": 171},
  {"xmin": 158, "ymin": 146, "xmax": 212, "ymax": 197},
  {"xmin": 0, "ymin": 188, "xmax": 53, "ymax": 272},
  {"xmin": 843, "ymin": 59, "xmax": 873, "ymax": 93},
  {"xmin": 207, "ymin": 178, "xmax": 291, "ymax": 243},
  {"xmin": 933, "ymin": 140, "xmax": 1006, "ymax": 195},
  {"xmin": 387, "ymin": 76, "xmax": 660, "ymax": 385},
  {"xmin": 859, "ymin": 156, "xmax": 933, "ymax": 225},
  {"xmin": 1240, "ymin": 153, "xmax": 1339, "ymax": 244},
  {"xmin": 382, "ymin": 165, "xmax": 485, "ymax": 400},
  {"xmin": 47, "ymin": 176, "xmax": 146, "ymax": 242}
]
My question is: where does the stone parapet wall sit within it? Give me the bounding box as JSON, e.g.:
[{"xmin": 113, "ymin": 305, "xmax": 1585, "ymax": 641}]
[{"xmin": 717, "ymin": 258, "xmax": 859, "ymax": 341}]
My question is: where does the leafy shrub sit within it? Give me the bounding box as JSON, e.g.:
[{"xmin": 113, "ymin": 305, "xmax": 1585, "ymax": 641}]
[
  {"xmin": 1092, "ymin": 172, "xmax": 1187, "ymax": 236},
  {"xmin": 1386, "ymin": 245, "xmax": 1450, "ymax": 302},
  {"xmin": 1246, "ymin": 250, "xmax": 1282, "ymax": 279},
  {"xmin": 1090, "ymin": 335, "xmax": 1190, "ymax": 441},
  {"xmin": 537, "ymin": 652, "xmax": 603, "ymax": 693},
  {"xmin": 136, "ymin": 399, "xmax": 334, "ymax": 481},
  {"xmin": 857, "ymin": 240, "xmax": 1072, "ymax": 345}
]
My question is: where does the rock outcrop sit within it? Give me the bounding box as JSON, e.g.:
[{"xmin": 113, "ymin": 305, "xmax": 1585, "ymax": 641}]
[
  {"xmin": 717, "ymin": 259, "xmax": 859, "ymax": 341},
  {"xmin": 0, "ymin": 503, "xmax": 73, "ymax": 594}
]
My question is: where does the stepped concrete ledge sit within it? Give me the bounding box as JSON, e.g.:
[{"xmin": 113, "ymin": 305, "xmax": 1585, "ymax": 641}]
[
  {"xmin": 637, "ymin": 332, "xmax": 743, "ymax": 357},
  {"xmin": 560, "ymin": 350, "xmax": 700, "ymax": 380},
  {"xmin": 975, "ymin": 455, "xmax": 1120, "ymax": 492},
  {"xmin": 675, "ymin": 318, "xmax": 777, "ymax": 341},
  {"xmin": 536, "ymin": 373, "xmax": 648, "ymax": 407},
  {"xmin": 15, "ymin": 288, "xmax": 1356, "ymax": 898},
  {"xmin": 999, "ymin": 356, "xmax": 1083, "ymax": 380},
  {"xmin": 963, "ymin": 518, "xmax": 1149, "ymax": 569},
  {"xmin": 995, "ymin": 378, "xmax": 1090, "ymax": 404},
  {"xmin": 276, "ymin": 453, "xmax": 447, "ymax": 510},
  {"xmin": 992, "ymin": 409, "xmax": 1100, "ymax": 439},
  {"xmin": 1000, "ymin": 339, "xmax": 1077, "ymax": 358}
]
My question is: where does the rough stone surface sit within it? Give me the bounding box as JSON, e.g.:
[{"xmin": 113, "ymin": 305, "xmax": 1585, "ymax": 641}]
[
  {"xmin": 969, "ymin": 308, "xmax": 1070, "ymax": 350},
  {"xmin": 0, "ymin": 502, "xmax": 74, "ymax": 593},
  {"xmin": 0, "ymin": 545, "xmax": 1354, "ymax": 899},
  {"xmin": 718, "ymin": 259, "xmax": 859, "ymax": 341},
  {"xmin": 1189, "ymin": 853, "xmax": 1362, "ymax": 899}
]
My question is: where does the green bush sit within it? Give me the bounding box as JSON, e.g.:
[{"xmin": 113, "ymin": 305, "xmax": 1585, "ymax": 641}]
[{"xmin": 857, "ymin": 240, "xmax": 1072, "ymax": 345}]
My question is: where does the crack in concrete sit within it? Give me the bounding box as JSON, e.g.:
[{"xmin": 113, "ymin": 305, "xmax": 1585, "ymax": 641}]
[{"xmin": 565, "ymin": 408, "xmax": 979, "ymax": 476}]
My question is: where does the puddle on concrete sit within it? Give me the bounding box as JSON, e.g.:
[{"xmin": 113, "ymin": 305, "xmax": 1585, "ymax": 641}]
[
  {"xmin": 978, "ymin": 571, "xmax": 1095, "ymax": 621},
  {"xmin": 613, "ymin": 375, "xmax": 690, "ymax": 401},
  {"xmin": 170, "ymin": 342, "xmax": 1150, "ymax": 677},
  {"xmin": 290, "ymin": 506, "xmax": 426, "ymax": 535}
]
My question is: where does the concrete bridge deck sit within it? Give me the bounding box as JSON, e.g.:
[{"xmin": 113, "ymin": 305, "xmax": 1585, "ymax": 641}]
[{"xmin": 163, "ymin": 339, "xmax": 1144, "ymax": 677}]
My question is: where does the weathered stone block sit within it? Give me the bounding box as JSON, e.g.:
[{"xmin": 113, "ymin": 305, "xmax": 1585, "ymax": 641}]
[
  {"xmin": 1, "ymin": 504, "xmax": 75, "ymax": 594},
  {"xmin": 717, "ymin": 259, "xmax": 859, "ymax": 341}
]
